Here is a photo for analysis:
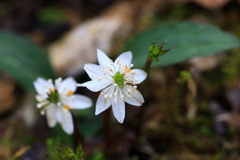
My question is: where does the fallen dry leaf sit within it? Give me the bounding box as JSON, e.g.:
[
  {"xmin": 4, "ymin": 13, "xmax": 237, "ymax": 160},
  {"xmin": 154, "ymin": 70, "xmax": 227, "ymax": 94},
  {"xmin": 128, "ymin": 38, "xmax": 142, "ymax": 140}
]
[
  {"xmin": 49, "ymin": 2, "xmax": 134, "ymax": 76},
  {"xmin": 0, "ymin": 71, "xmax": 19, "ymax": 114},
  {"xmin": 48, "ymin": 0, "xmax": 163, "ymax": 76}
]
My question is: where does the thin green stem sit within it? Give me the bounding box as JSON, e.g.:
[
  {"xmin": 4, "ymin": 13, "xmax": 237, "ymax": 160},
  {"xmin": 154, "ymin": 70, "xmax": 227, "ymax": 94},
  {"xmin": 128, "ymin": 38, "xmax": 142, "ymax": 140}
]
[{"xmin": 143, "ymin": 56, "xmax": 153, "ymax": 99}]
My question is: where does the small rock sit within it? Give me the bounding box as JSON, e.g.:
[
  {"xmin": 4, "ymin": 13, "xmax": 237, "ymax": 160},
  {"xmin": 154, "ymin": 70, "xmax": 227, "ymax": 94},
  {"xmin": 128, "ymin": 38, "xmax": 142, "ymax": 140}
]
[{"xmin": 188, "ymin": 55, "xmax": 220, "ymax": 72}]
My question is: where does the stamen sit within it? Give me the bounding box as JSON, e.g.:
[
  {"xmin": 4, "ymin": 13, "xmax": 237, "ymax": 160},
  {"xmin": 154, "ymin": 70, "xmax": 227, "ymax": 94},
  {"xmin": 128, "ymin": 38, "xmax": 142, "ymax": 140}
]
[
  {"xmin": 66, "ymin": 90, "xmax": 74, "ymax": 96},
  {"xmin": 55, "ymin": 78, "xmax": 62, "ymax": 88},
  {"xmin": 104, "ymin": 86, "xmax": 115, "ymax": 98},
  {"xmin": 114, "ymin": 87, "xmax": 119, "ymax": 96},
  {"xmin": 132, "ymin": 71, "xmax": 137, "ymax": 75},
  {"xmin": 64, "ymin": 105, "xmax": 71, "ymax": 110},
  {"xmin": 123, "ymin": 87, "xmax": 131, "ymax": 98},
  {"xmin": 50, "ymin": 87, "xmax": 55, "ymax": 92},
  {"xmin": 124, "ymin": 66, "xmax": 131, "ymax": 73},
  {"xmin": 36, "ymin": 95, "xmax": 42, "ymax": 102},
  {"xmin": 37, "ymin": 103, "xmax": 43, "ymax": 108},
  {"xmin": 40, "ymin": 110, "xmax": 45, "ymax": 115},
  {"xmin": 42, "ymin": 103, "xmax": 48, "ymax": 107},
  {"xmin": 119, "ymin": 89, "xmax": 124, "ymax": 100},
  {"xmin": 48, "ymin": 79, "xmax": 53, "ymax": 84},
  {"xmin": 37, "ymin": 101, "xmax": 48, "ymax": 108},
  {"xmin": 97, "ymin": 76, "xmax": 103, "ymax": 81}
]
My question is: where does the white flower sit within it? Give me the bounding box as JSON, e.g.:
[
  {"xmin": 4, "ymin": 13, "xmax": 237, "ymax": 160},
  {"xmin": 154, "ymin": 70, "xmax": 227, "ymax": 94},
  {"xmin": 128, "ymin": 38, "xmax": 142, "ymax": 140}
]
[
  {"xmin": 77, "ymin": 49, "xmax": 147, "ymax": 123},
  {"xmin": 33, "ymin": 77, "xmax": 92, "ymax": 134}
]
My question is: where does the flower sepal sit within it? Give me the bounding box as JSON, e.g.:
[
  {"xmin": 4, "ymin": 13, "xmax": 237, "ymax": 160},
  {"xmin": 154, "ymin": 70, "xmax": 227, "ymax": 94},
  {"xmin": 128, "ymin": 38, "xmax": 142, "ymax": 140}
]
[{"xmin": 148, "ymin": 41, "xmax": 171, "ymax": 62}]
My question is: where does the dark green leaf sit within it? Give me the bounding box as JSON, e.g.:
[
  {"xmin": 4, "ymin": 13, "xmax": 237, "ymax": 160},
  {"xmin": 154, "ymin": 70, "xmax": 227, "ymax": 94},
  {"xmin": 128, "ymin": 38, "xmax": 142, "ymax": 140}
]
[
  {"xmin": 124, "ymin": 22, "xmax": 239, "ymax": 68},
  {"xmin": 0, "ymin": 30, "xmax": 55, "ymax": 91}
]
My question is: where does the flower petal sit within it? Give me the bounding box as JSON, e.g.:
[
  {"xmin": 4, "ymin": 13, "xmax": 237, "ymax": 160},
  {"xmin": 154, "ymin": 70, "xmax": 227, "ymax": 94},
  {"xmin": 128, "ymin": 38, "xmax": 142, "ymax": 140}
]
[
  {"xmin": 62, "ymin": 94, "xmax": 92, "ymax": 109},
  {"xmin": 46, "ymin": 104, "xmax": 57, "ymax": 127},
  {"xmin": 58, "ymin": 77, "xmax": 77, "ymax": 95},
  {"xmin": 80, "ymin": 79, "xmax": 112, "ymax": 92},
  {"xmin": 95, "ymin": 91, "xmax": 111, "ymax": 115},
  {"xmin": 34, "ymin": 78, "xmax": 54, "ymax": 95},
  {"xmin": 58, "ymin": 108, "xmax": 74, "ymax": 134},
  {"xmin": 97, "ymin": 49, "xmax": 112, "ymax": 67},
  {"xmin": 112, "ymin": 94, "xmax": 125, "ymax": 123},
  {"xmin": 114, "ymin": 51, "xmax": 132, "ymax": 68},
  {"xmin": 123, "ymin": 89, "xmax": 144, "ymax": 106},
  {"xmin": 132, "ymin": 69, "xmax": 147, "ymax": 84},
  {"xmin": 54, "ymin": 77, "xmax": 62, "ymax": 89},
  {"xmin": 84, "ymin": 63, "xmax": 102, "ymax": 80}
]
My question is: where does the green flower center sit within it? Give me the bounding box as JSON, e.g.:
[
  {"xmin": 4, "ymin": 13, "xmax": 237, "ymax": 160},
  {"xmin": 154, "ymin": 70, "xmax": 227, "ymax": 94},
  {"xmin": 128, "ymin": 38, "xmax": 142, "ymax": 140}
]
[
  {"xmin": 113, "ymin": 72, "xmax": 125, "ymax": 88},
  {"xmin": 47, "ymin": 89, "xmax": 60, "ymax": 104}
]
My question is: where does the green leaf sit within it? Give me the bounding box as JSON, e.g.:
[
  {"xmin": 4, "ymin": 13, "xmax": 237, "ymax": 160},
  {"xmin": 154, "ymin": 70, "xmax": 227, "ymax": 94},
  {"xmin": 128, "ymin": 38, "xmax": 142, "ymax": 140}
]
[
  {"xmin": 36, "ymin": 6, "xmax": 66, "ymax": 24},
  {"xmin": 0, "ymin": 30, "xmax": 55, "ymax": 91},
  {"xmin": 124, "ymin": 22, "xmax": 239, "ymax": 68},
  {"xmin": 76, "ymin": 145, "xmax": 84, "ymax": 158},
  {"xmin": 56, "ymin": 144, "xmax": 84, "ymax": 160}
]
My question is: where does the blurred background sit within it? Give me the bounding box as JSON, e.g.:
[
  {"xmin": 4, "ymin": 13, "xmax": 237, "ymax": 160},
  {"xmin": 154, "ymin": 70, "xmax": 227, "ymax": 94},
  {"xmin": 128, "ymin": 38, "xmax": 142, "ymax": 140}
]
[{"xmin": 1, "ymin": 0, "xmax": 240, "ymax": 160}]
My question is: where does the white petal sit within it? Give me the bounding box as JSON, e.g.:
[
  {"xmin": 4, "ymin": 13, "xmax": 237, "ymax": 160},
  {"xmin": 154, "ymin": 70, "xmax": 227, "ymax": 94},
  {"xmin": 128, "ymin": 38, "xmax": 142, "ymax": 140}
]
[
  {"xmin": 37, "ymin": 101, "xmax": 48, "ymax": 108},
  {"xmin": 114, "ymin": 51, "xmax": 132, "ymax": 68},
  {"xmin": 58, "ymin": 77, "xmax": 77, "ymax": 95},
  {"xmin": 123, "ymin": 89, "xmax": 144, "ymax": 106},
  {"xmin": 58, "ymin": 108, "xmax": 74, "ymax": 134},
  {"xmin": 62, "ymin": 94, "xmax": 92, "ymax": 109},
  {"xmin": 84, "ymin": 63, "xmax": 102, "ymax": 80},
  {"xmin": 97, "ymin": 49, "xmax": 112, "ymax": 67},
  {"xmin": 34, "ymin": 78, "xmax": 54, "ymax": 95},
  {"xmin": 95, "ymin": 91, "xmax": 111, "ymax": 115},
  {"xmin": 132, "ymin": 69, "xmax": 147, "ymax": 84},
  {"xmin": 112, "ymin": 94, "xmax": 125, "ymax": 123},
  {"xmin": 56, "ymin": 107, "xmax": 63, "ymax": 123},
  {"xmin": 46, "ymin": 104, "xmax": 57, "ymax": 127},
  {"xmin": 54, "ymin": 77, "xmax": 62, "ymax": 89},
  {"xmin": 81, "ymin": 79, "xmax": 112, "ymax": 92}
]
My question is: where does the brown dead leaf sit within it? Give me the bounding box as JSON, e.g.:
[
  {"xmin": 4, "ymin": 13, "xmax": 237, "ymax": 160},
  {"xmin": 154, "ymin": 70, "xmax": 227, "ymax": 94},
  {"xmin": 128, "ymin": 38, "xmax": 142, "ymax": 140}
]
[
  {"xmin": 49, "ymin": 2, "xmax": 134, "ymax": 76},
  {"xmin": 49, "ymin": 0, "xmax": 163, "ymax": 76},
  {"xmin": 0, "ymin": 71, "xmax": 19, "ymax": 114}
]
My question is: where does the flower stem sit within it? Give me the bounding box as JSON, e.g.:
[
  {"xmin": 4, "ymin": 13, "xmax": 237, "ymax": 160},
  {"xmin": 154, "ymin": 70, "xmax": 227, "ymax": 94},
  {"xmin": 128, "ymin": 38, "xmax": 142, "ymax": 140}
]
[
  {"xmin": 144, "ymin": 56, "xmax": 153, "ymax": 76},
  {"xmin": 71, "ymin": 111, "xmax": 84, "ymax": 147},
  {"xmin": 142, "ymin": 56, "xmax": 153, "ymax": 101},
  {"xmin": 137, "ymin": 55, "xmax": 153, "ymax": 135},
  {"xmin": 103, "ymin": 107, "xmax": 112, "ymax": 158}
]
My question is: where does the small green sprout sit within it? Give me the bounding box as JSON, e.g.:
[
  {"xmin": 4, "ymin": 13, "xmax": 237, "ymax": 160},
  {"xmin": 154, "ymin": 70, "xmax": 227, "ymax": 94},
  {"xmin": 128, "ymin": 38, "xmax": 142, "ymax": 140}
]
[
  {"xmin": 148, "ymin": 41, "xmax": 171, "ymax": 62},
  {"xmin": 56, "ymin": 144, "xmax": 84, "ymax": 160}
]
